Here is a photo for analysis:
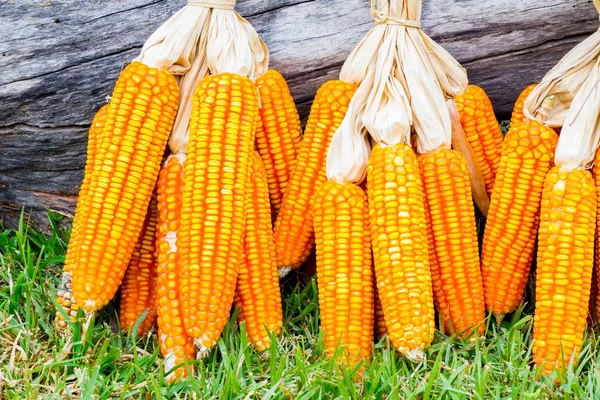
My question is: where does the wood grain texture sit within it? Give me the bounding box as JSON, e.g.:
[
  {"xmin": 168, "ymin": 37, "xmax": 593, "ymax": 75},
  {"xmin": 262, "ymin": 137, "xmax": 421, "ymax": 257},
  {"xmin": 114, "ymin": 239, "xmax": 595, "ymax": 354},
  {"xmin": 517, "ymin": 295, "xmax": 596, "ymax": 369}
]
[{"xmin": 0, "ymin": 0, "xmax": 597, "ymax": 227}]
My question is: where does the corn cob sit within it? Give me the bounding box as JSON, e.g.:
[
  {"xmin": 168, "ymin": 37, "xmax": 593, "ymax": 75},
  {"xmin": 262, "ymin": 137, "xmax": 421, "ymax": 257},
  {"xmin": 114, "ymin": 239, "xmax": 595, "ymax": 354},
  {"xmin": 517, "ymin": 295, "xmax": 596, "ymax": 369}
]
[
  {"xmin": 314, "ymin": 180, "xmax": 374, "ymax": 364},
  {"xmin": 235, "ymin": 152, "xmax": 283, "ymax": 350},
  {"xmin": 119, "ymin": 198, "xmax": 158, "ymax": 335},
  {"xmin": 56, "ymin": 105, "xmax": 108, "ymax": 330},
  {"xmin": 70, "ymin": 62, "xmax": 179, "ymax": 311},
  {"xmin": 273, "ymin": 80, "xmax": 357, "ymax": 276},
  {"xmin": 419, "ymin": 149, "xmax": 485, "ymax": 336},
  {"xmin": 533, "ymin": 167, "xmax": 596, "ymax": 375},
  {"xmin": 180, "ymin": 73, "xmax": 258, "ymax": 357},
  {"xmin": 510, "ymin": 84, "xmax": 537, "ymax": 126},
  {"xmin": 454, "ymin": 85, "xmax": 503, "ymax": 195},
  {"xmin": 373, "ymin": 279, "xmax": 387, "ymax": 340},
  {"xmin": 593, "ymin": 148, "xmax": 600, "ymax": 324},
  {"xmin": 367, "ymin": 142, "xmax": 434, "ymax": 361},
  {"xmin": 255, "ymin": 69, "xmax": 303, "ymax": 219},
  {"xmin": 481, "ymin": 120, "xmax": 558, "ymax": 317},
  {"xmin": 156, "ymin": 154, "xmax": 195, "ymax": 380}
]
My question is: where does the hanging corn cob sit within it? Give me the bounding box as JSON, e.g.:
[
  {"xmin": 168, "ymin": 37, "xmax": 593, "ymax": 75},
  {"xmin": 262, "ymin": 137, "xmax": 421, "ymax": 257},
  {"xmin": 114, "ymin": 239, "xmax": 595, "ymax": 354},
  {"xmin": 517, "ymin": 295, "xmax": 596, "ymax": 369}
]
[
  {"xmin": 594, "ymin": 149, "xmax": 600, "ymax": 324},
  {"xmin": 69, "ymin": 62, "xmax": 178, "ymax": 312},
  {"xmin": 524, "ymin": 14, "xmax": 600, "ymax": 373},
  {"xmin": 404, "ymin": 29, "xmax": 485, "ymax": 337},
  {"xmin": 454, "ymin": 85, "xmax": 503, "ymax": 196},
  {"xmin": 156, "ymin": 154, "xmax": 195, "ymax": 380},
  {"xmin": 316, "ymin": 96, "xmax": 374, "ymax": 363},
  {"xmin": 118, "ymin": 198, "xmax": 158, "ymax": 335},
  {"xmin": 234, "ymin": 152, "xmax": 283, "ymax": 350},
  {"xmin": 419, "ymin": 149, "xmax": 485, "ymax": 337},
  {"xmin": 135, "ymin": 0, "xmax": 268, "ymax": 363},
  {"xmin": 273, "ymin": 80, "xmax": 357, "ymax": 276},
  {"xmin": 55, "ymin": 104, "xmax": 108, "ymax": 332},
  {"xmin": 56, "ymin": 0, "xmax": 238, "ymax": 322},
  {"xmin": 510, "ymin": 84, "xmax": 537, "ymax": 126},
  {"xmin": 480, "ymin": 120, "xmax": 557, "ymax": 318},
  {"xmin": 180, "ymin": 72, "xmax": 258, "ymax": 357},
  {"xmin": 175, "ymin": 1, "xmax": 268, "ymax": 357},
  {"xmin": 255, "ymin": 69, "xmax": 303, "ymax": 220},
  {"xmin": 316, "ymin": 0, "xmax": 474, "ymax": 361}
]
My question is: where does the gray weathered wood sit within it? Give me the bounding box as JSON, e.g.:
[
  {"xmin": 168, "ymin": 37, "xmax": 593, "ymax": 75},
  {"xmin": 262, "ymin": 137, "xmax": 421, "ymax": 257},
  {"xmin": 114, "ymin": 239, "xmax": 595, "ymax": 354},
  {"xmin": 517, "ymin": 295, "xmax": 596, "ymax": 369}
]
[{"xmin": 0, "ymin": 0, "xmax": 597, "ymax": 228}]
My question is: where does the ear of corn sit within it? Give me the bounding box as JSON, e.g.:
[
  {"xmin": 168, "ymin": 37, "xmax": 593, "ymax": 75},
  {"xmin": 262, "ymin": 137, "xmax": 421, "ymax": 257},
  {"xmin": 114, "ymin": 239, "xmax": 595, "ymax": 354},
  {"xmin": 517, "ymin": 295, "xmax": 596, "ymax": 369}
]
[
  {"xmin": 273, "ymin": 80, "xmax": 357, "ymax": 276},
  {"xmin": 119, "ymin": 198, "xmax": 159, "ymax": 335},
  {"xmin": 481, "ymin": 120, "xmax": 558, "ymax": 317},
  {"xmin": 156, "ymin": 154, "xmax": 195, "ymax": 380},
  {"xmin": 56, "ymin": 105, "xmax": 108, "ymax": 330},
  {"xmin": 314, "ymin": 180, "xmax": 374, "ymax": 365},
  {"xmin": 510, "ymin": 84, "xmax": 538, "ymax": 127},
  {"xmin": 367, "ymin": 142, "xmax": 434, "ymax": 361},
  {"xmin": 419, "ymin": 149, "xmax": 485, "ymax": 337},
  {"xmin": 255, "ymin": 69, "xmax": 303, "ymax": 220},
  {"xmin": 454, "ymin": 85, "xmax": 503, "ymax": 195},
  {"xmin": 69, "ymin": 62, "xmax": 179, "ymax": 311},
  {"xmin": 594, "ymin": 149, "xmax": 600, "ymax": 324},
  {"xmin": 533, "ymin": 166, "xmax": 596, "ymax": 375},
  {"xmin": 235, "ymin": 152, "xmax": 283, "ymax": 351},
  {"xmin": 179, "ymin": 73, "xmax": 258, "ymax": 357}
]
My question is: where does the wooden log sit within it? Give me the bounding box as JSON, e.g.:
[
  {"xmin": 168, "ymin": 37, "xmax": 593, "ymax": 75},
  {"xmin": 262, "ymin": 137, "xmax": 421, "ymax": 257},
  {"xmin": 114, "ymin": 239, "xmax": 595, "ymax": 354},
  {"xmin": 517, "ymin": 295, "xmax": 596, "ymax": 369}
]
[{"xmin": 0, "ymin": 0, "xmax": 597, "ymax": 228}]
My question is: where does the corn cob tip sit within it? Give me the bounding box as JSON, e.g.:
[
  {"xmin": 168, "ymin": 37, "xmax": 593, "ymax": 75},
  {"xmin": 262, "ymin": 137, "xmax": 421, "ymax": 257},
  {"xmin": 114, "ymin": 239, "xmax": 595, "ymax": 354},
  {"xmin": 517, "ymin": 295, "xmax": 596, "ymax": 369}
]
[
  {"xmin": 278, "ymin": 266, "xmax": 292, "ymax": 279},
  {"xmin": 405, "ymin": 348, "xmax": 425, "ymax": 363},
  {"xmin": 494, "ymin": 313, "xmax": 505, "ymax": 327},
  {"xmin": 164, "ymin": 353, "xmax": 177, "ymax": 381},
  {"xmin": 195, "ymin": 338, "xmax": 211, "ymax": 359}
]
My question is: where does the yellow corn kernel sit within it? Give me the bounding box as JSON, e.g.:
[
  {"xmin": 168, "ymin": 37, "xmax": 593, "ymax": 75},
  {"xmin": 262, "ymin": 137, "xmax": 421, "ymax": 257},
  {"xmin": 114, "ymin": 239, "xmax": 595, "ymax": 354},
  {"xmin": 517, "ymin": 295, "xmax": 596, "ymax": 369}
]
[
  {"xmin": 455, "ymin": 85, "xmax": 503, "ymax": 194},
  {"xmin": 180, "ymin": 73, "xmax": 258, "ymax": 357},
  {"xmin": 367, "ymin": 142, "xmax": 434, "ymax": 361},
  {"xmin": 481, "ymin": 120, "xmax": 558, "ymax": 317},
  {"xmin": 592, "ymin": 148, "xmax": 600, "ymax": 326},
  {"xmin": 314, "ymin": 180, "xmax": 374, "ymax": 365},
  {"xmin": 533, "ymin": 166, "xmax": 596, "ymax": 375},
  {"xmin": 119, "ymin": 198, "xmax": 158, "ymax": 335},
  {"xmin": 70, "ymin": 61, "xmax": 179, "ymax": 311},
  {"xmin": 273, "ymin": 80, "xmax": 357, "ymax": 275},
  {"xmin": 510, "ymin": 84, "xmax": 537, "ymax": 127},
  {"xmin": 235, "ymin": 152, "xmax": 283, "ymax": 350},
  {"xmin": 255, "ymin": 69, "xmax": 303, "ymax": 219},
  {"xmin": 156, "ymin": 154, "xmax": 195, "ymax": 380},
  {"xmin": 419, "ymin": 149, "xmax": 485, "ymax": 337},
  {"xmin": 56, "ymin": 104, "xmax": 108, "ymax": 330}
]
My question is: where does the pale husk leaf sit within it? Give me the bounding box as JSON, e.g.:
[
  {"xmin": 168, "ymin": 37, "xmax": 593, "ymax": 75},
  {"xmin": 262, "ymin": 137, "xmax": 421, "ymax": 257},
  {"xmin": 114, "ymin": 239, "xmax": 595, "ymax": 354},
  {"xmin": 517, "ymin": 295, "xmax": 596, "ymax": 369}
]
[
  {"xmin": 523, "ymin": 30, "xmax": 600, "ymax": 127},
  {"xmin": 523, "ymin": 0, "xmax": 600, "ymax": 127},
  {"xmin": 168, "ymin": 39, "xmax": 210, "ymax": 154},
  {"xmin": 141, "ymin": 1, "xmax": 268, "ymax": 153},
  {"xmin": 135, "ymin": 5, "xmax": 212, "ymax": 74},
  {"xmin": 206, "ymin": 10, "xmax": 268, "ymax": 81},
  {"xmin": 555, "ymin": 58, "xmax": 600, "ymax": 170},
  {"xmin": 327, "ymin": 0, "xmax": 467, "ymax": 183},
  {"xmin": 447, "ymin": 100, "xmax": 489, "ymax": 215}
]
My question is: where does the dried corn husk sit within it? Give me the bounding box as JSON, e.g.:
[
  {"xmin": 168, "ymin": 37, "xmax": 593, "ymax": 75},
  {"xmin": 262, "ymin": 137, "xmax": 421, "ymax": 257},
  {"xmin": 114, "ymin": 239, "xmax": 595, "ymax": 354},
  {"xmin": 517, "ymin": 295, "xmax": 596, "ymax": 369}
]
[
  {"xmin": 326, "ymin": 0, "xmax": 467, "ymax": 184},
  {"xmin": 143, "ymin": 0, "xmax": 268, "ymax": 153},
  {"xmin": 555, "ymin": 59, "xmax": 600, "ymax": 170},
  {"xmin": 523, "ymin": 0, "xmax": 600, "ymax": 127}
]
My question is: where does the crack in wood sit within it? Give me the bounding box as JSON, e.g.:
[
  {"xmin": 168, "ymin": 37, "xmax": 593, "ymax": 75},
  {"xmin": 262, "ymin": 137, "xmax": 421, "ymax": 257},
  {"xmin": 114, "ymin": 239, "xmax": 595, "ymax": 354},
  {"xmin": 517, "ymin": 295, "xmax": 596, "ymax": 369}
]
[{"xmin": 84, "ymin": 0, "xmax": 167, "ymax": 24}]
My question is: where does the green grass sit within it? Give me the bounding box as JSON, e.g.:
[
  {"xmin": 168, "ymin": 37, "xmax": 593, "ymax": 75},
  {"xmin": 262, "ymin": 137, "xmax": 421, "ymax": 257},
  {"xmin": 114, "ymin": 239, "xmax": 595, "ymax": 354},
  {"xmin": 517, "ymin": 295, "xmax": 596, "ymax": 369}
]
[{"xmin": 1, "ymin": 212, "xmax": 600, "ymax": 399}]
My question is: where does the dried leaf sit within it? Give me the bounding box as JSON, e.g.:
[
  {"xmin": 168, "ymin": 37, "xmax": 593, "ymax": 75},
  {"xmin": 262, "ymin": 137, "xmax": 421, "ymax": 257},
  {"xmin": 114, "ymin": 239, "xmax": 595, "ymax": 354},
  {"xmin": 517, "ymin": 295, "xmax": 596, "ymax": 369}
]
[{"xmin": 326, "ymin": 0, "xmax": 468, "ymax": 183}]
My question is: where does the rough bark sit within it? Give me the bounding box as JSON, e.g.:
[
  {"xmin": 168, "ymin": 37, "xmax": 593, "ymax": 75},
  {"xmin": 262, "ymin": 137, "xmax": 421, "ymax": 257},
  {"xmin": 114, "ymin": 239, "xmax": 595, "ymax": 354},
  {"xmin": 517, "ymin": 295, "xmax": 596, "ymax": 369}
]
[{"xmin": 0, "ymin": 0, "xmax": 597, "ymax": 228}]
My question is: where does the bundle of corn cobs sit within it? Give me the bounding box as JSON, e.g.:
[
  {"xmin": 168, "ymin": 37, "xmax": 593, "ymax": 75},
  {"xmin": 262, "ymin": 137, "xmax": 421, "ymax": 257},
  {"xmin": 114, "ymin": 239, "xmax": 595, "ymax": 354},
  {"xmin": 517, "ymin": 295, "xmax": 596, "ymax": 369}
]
[{"xmin": 55, "ymin": 0, "xmax": 600, "ymax": 379}]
